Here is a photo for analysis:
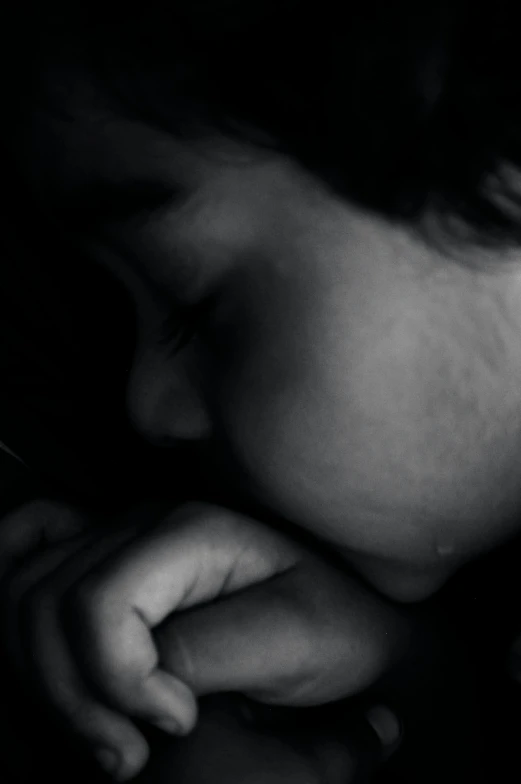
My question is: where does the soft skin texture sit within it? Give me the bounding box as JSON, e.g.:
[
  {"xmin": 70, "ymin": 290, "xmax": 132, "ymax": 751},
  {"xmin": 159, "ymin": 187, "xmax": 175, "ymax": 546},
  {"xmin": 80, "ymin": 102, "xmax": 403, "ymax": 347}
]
[
  {"xmin": 0, "ymin": 500, "xmax": 407, "ymax": 781},
  {"xmin": 4, "ymin": 77, "xmax": 511, "ymax": 782},
  {"xmin": 21, "ymin": 86, "xmax": 521, "ymax": 601}
]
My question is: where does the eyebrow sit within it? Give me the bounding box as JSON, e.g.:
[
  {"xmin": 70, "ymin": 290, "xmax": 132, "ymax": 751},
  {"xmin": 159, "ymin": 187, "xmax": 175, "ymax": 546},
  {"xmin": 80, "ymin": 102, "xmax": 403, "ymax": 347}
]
[{"xmin": 54, "ymin": 178, "xmax": 184, "ymax": 229}]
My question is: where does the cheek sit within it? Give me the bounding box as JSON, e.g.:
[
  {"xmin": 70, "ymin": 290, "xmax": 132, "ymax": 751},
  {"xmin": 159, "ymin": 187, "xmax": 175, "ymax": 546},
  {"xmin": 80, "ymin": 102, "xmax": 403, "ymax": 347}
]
[
  {"xmin": 211, "ymin": 323, "xmax": 411, "ymax": 555},
  {"xmin": 213, "ymin": 303, "xmax": 521, "ymax": 566}
]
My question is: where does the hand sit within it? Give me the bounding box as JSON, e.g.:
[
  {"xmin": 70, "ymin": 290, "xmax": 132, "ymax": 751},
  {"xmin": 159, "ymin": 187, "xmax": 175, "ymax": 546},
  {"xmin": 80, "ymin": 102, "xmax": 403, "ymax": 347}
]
[
  {"xmin": 0, "ymin": 497, "xmax": 90, "ymax": 782},
  {"xmin": 136, "ymin": 695, "xmax": 401, "ymax": 784},
  {"xmin": 1, "ymin": 501, "xmax": 408, "ymax": 781}
]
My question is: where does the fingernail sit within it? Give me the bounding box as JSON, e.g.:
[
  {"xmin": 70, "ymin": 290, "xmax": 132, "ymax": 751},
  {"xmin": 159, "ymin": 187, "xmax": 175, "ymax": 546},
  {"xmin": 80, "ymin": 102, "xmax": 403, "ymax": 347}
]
[
  {"xmin": 94, "ymin": 748, "xmax": 122, "ymax": 778},
  {"xmin": 153, "ymin": 716, "xmax": 181, "ymax": 735},
  {"xmin": 365, "ymin": 705, "xmax": 402, "ymax": 755}
]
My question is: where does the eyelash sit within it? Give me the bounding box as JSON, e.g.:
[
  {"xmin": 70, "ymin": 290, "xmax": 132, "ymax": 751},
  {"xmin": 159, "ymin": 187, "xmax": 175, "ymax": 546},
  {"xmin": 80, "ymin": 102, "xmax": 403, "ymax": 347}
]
[{"xmin": 158, "ymin": 298, "xmax": 213, "ymax": 355}]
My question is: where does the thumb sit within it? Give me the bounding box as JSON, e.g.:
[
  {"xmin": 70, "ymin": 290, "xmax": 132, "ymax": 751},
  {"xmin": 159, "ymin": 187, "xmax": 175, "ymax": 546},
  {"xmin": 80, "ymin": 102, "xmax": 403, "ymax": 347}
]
[{"xmin": 154, "ymin": 556, "xmax": 408, "ymax": 706}]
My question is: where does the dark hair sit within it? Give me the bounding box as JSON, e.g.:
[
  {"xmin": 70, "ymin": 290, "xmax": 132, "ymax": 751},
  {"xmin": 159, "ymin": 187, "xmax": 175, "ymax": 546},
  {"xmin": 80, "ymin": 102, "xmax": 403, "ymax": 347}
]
[{"xmin": 8, "ymin": 1, "xmax": 521, "ymax": 247}]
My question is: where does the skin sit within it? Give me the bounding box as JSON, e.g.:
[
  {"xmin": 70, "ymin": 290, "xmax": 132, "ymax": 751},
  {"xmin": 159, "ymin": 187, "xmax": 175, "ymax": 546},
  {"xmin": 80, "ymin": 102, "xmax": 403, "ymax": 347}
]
[
  {"xmin": 20, "ymin": 85, "xmax": 521, "ymax": 601},
  {"xmin": 136, "ymin": 694, "xmax": 386, "ymax": 784},
  {"xmin": 6, "ymin": 76, "xmax": 521, "ymax": 780},
  {"xmin": 0, "ymin": 498, "xmax": 407, "ymax": 780}
]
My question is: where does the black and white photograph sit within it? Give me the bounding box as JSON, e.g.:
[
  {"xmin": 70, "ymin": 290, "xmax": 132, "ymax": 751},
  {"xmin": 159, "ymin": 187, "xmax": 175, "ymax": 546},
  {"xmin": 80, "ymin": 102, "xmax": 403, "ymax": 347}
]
[{"xmin": 1, "ymin": 3, "xmax": 520, "ymax": 781}]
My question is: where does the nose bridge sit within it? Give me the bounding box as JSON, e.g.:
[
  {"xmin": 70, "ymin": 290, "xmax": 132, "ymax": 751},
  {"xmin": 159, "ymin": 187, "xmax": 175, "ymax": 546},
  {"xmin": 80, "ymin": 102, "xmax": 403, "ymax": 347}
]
[{"xmin": 125, "ymin": 338, "xmax": 211, "ymax": 443}]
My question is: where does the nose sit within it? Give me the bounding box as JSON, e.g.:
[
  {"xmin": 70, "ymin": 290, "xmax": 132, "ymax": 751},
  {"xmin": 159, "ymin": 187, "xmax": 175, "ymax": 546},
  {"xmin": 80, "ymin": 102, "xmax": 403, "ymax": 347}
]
[{"xmin": 125, "ymin": 339, "xmax": 212, "ymax": 445}]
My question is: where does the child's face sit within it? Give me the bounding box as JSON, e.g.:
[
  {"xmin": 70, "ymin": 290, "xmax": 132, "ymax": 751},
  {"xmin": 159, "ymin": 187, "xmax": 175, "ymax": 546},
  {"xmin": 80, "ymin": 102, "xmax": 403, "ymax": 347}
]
[{"xmin": 23, "ymin": 98, "xmax": 521, "ymax": 600}]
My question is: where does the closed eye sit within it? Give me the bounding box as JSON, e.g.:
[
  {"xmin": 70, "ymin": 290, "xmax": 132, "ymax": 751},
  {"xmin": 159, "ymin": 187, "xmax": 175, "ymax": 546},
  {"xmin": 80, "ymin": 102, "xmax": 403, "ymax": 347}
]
[{"xmin": 158, "ymin": 297, "xmax": 216, "ymax": 355}]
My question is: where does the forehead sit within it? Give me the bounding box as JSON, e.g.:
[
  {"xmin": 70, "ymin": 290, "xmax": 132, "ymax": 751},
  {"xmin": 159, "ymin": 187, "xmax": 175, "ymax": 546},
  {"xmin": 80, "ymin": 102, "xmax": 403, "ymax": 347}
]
[
  {"xmin": 22, "ymin": 81, "xmax": 521, "ymax": 292},
  {"xmin": 24, "ymin": 98, "xmax": 296, "ymax": 239}
]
